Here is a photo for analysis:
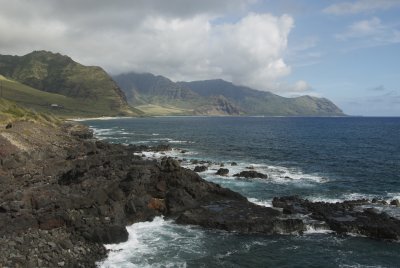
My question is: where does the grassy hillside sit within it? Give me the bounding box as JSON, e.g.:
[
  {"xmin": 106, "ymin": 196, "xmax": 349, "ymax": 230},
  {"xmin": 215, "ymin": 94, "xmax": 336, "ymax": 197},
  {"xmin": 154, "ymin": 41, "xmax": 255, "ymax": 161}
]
[
  {"xmin": 135, "ymin": 104, "xmax": 193, "ymax": 116},
  {"xmin": 0, "ymin": 51, "xmax": 141, "ymax": 117},
  {"xmin": 0, "ymin": 75, "xmax": 141, "ymax": 117},
  {"xmin": 0, "ymin": 98, "xmax": 59, "ymax": 125}
]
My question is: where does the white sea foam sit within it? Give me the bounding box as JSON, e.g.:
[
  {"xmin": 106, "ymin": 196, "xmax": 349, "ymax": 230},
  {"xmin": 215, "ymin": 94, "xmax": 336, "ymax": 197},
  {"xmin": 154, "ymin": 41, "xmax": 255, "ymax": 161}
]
[
  {"xmin": 306, "ymin": 197, "xmax": 343, "ymax": 203},
  {"xmin": 98, "ymin": 217, "xmax": 204, "ymax": 268},
  {"xmin": 92, "ymin": 128, "xmax": 115, "ymax": 135},
  {"xmin": 118, "ymin": 131, "xmax": 131, "ymax": 135},
  {"xmin": 247, "ymin": 197, "xmax": 272, "ymax": 207},
  {"xmin": 138, "ymin": 148, "xmax": 198, "ymax": 161},
  {"xmin": 167, "ymin": 140, "xmax": 194, "ymax": 144},
  {"xmin": 184, "ymin": 160, "xmax": 327, "ymax": 187},
  {"xmin": 308, "ymin": 192, "xmax": 400, "ymax": 204},
  {"xmin": 89, "ymin": 125, "xmax": 326, "ymax": 187},
  {"xmin": 304, "ymin": 225, "xmax": 333, "ymax": 234},
  {"xmin": 386, "ymin": 192, "xmax": 400, "ymax": 202},
  {"xmin": 339, "ymin": 265, "xmax": 385, "ymax": 268},
  {"xmin": 147, "ymin": 138, "xmax": 194, "ymax": 144},
  {"xmin": 308, "ymin": 193, "xmax": 400, "ymax": 220},
  {"xmin": 357, "ymin": 203, "xmax": 400, "ymax": 220}
]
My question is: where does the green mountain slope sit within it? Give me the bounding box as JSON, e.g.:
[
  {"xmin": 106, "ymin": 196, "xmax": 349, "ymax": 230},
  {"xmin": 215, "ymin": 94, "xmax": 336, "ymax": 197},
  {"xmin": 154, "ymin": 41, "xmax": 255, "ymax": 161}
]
[
  {"xmin": 0, "ymin": 97, "xmax": 59, "ymax": 125},
  {"xmin": 114, "ymin": 72, "xmax": 198, "ymax": 105},
  {"xmin": 114, "ymin": 72, "xmax": 241, "ymax": 115},
  {"xmin": 0, "ymin": 51, "xmax": 140, "ymax": 117},
  {"xmin": 0, "ymin": 75, "xmax": 139, "ymax": 117},
  {"xmin": 114, "ymin": 72, "xmax": 344, "ymax": 116},
  {"xmin": 181, "ymin": 79, "xmax": 344, "ymax": 116}
]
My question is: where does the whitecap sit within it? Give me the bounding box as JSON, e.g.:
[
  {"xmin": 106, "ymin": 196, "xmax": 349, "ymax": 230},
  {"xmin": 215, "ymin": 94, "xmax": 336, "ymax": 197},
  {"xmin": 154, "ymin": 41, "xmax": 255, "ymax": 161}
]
[
  {"xmin": 98, "ymin": 217, "xmax": 204, "ymax": 268},
  {"xmin": 306, "ymin": 197, "xmax": 344, "ymax": 203},
  {"xmin": 247, "ymin": 197, "xmax": 272, "ymax": 207},
  {"xmin": 92, "ymin": 128, "xmax": 116, "ymax": 136},
  {"xmin": 339, "ymin": 265, "xmax": 385, "ymax": 268},
  {"xmin": 304, "ymin": 225, "xmax": 333, "ymax": 235},
  {"xmin": 308, "ymin": 192, "xmax": 400, "ymax": 204},
  {"xmin": 188, "ymin": 160, "xmax": 327, "ymax": 186},
  {"xmin": 139, "ymin": 149, "xmax": 198, "ymax": 161},
  {"xmin": 307, "ymin": 193, "xmax": 400, "ymax": 220}
]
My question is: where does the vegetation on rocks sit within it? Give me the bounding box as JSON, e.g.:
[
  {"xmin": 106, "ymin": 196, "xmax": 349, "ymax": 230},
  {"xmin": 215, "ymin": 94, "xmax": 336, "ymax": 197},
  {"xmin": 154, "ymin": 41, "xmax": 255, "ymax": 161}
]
[{"xmin": 0, "ymin": 98, "xmax": 59, "ymax": 126}]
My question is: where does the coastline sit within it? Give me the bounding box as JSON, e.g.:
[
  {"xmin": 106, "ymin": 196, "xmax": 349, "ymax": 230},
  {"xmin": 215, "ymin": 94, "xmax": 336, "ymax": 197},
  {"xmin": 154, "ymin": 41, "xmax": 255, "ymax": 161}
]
[
  {"xmin": 1, "ymin": 119, "xmax": 399, "ymax": 267},
  {"xmin": 69, "ymin": 116, "xmax": 138, "ymax": 122}
]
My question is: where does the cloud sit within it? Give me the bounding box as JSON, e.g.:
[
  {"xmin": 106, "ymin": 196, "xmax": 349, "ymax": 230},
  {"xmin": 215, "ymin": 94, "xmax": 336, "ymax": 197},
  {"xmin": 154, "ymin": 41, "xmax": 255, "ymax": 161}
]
[
  {"xmin": 293, "ymin": 80, "xmax": 312, "ymax": 92},
  {"xmin": 273, "ymin": 80, "xmax": 314, "ymax": 97},
  {"xmin": 286, "ymin": 36, "xmax": 322, "ymax": 67},
  {"xmin": 323, "ymin": 0, "xmax": 400, "ymax": 15},
  {"xmin": 210, "ymin": 13, "xmax": 294, "ymax": 89},
  {"xmin": 340, "ymin": 89, "xmax": 400, "ymax": 115},
  {"xmin": 335, "ymin": 17, "xmax": 400, "ymax": 47},
  {"xmin": 0, "ymin": 0, "xmax": 303, "ymax": 93},
  {"xmin": 367, "ymin": 90, "xmax": 400, "ymax": 103},
  {"xmin": 368, "ymin": 85, "xmax": 385, "ymax": 91},
  {"xmin": 337, "ymin": 17, "xmax": 383, "ymax": 39}
]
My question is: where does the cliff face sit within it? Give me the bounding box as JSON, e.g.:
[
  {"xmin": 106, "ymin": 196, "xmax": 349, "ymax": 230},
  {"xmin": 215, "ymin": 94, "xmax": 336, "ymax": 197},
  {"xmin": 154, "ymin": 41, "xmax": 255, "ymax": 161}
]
[{"xmin": 193, "ymin": 95, "xmax": 242, "ymax": 115}]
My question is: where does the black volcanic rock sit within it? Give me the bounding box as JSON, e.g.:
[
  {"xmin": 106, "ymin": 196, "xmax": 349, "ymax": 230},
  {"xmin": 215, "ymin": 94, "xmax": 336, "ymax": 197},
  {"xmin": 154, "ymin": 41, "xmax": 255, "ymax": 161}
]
[
  {"xmin": 194, "ymin": 165, "xmax": 208, "ymax": 172},
  {"xmin": 234, "ymin": 170, "xmax": 268, "ymax": 179},
  {"xmin": 1, "ymin": 121, "xmax": 398, "ymax": 267},
  {"xmin": 2, "ymin": 122, "xmax": 306, "ymax": 266},
  {"xmin": 391, "ymin": 199, "xmax": 400, "ymax": 207},
  {"xmin": 67, "ymin": 123, "xmax": 94, "ymax": 139},
  {"xmin": 216, "ymin": 168, "xmax": 229, "ymax": 176},
  {"xmin": 176, "ymin": 200, "xmax": 305, "ymax": 234},
  {"xmin": 272, "ymin": 196, "xmax": 400, "ymax": 240},
  {"xmin": 84, "ymin": 225, "xmax": 129, "ymax": 244}
]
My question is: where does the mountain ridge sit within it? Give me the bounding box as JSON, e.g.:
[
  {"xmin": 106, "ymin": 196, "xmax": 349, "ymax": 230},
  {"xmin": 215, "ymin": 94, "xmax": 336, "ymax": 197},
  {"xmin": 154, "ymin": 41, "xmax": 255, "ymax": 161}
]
[
  {"xmin": 114, "ymin": 72, "xmax": 345, "ymax": 116},
  {"xmin": 0, "ymin": 51, "xmax": 345, "ymax": 117},
  {"xmin": 0, "ymin": 51, "xmax": 139, "ymax": 117}
]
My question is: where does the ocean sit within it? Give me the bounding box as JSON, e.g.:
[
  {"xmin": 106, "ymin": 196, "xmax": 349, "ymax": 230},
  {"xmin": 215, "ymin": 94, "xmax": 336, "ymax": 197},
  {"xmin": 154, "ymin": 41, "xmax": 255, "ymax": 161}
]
[{"xmin": 81, "ymin": 117, "xmax": 400, "ymax": 268}]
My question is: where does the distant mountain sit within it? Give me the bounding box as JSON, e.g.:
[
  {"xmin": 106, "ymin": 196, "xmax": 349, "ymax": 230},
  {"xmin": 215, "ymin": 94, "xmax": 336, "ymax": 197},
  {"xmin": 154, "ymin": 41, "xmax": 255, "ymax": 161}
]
[
  {"xmin": 113, "ymin": 72, "xmax": 241, "ymax": 115},
  {"xmin": 0, "ymin": 51, "xmax": 140, "ymax": 117},
  {"xmin": 114, "ymin": 72, "xmax": 344, "ymax": 116},
  {"xmin": 114, "ymin": 72, "xmax": 198, "ymax": 105},
  {"xmin": 179, "ymin": 79, "xmax": 344, "ymax": 116}
]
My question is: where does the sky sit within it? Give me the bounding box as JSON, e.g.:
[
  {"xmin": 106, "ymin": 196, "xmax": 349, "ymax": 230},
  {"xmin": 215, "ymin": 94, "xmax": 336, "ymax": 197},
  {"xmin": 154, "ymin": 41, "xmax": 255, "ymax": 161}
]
[{"xmin": 0, "ymin": 0, "xmax": 399, "ymax": 116}]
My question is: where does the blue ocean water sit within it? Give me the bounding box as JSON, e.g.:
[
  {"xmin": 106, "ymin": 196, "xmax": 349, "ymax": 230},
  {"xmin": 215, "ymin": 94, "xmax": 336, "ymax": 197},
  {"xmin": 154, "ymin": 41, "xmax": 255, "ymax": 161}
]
[{"xmin": 83, "ymin": 117, "xmax": 400, "ymax": 268}]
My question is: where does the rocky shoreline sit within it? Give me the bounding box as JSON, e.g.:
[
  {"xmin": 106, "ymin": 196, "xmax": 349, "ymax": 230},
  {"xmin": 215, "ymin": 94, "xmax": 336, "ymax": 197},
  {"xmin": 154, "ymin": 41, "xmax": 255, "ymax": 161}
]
[{"xmin": 1, "ymin": 121, "xmax": 399, "ymax": 267}]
